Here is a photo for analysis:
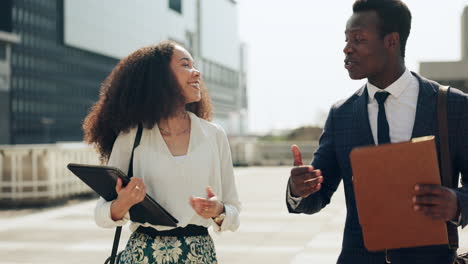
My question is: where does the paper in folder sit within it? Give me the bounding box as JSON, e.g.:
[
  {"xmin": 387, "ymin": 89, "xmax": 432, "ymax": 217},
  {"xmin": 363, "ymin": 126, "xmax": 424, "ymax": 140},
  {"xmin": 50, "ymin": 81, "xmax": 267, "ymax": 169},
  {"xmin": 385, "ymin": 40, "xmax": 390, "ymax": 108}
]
[{"xmin": 350, "ymin": 136, "xmax": 448, "ymax": 251}]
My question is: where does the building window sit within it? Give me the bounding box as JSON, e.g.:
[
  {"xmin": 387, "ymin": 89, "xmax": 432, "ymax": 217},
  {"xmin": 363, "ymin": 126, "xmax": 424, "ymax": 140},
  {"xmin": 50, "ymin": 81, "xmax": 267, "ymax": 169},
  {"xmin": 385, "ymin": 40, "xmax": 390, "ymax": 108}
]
[
  {"xmin": 0, "ymin": 0, "xmax": 12, "ymax": 32},
  {"xmin": 0, "ymin": 42, "xmax": 6, "ymax": 60},
  {"xmin": 169, "ymin": 0, "xmax": 182, "ymax": 14}
]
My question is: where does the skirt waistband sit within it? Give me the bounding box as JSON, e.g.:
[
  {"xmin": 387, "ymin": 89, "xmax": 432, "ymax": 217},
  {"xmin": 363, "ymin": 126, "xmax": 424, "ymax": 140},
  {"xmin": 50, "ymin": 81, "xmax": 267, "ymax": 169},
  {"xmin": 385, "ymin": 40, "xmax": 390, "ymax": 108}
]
[{"xmin": 136, "ymin": 225, "xmax": 208, "ymax": 237}]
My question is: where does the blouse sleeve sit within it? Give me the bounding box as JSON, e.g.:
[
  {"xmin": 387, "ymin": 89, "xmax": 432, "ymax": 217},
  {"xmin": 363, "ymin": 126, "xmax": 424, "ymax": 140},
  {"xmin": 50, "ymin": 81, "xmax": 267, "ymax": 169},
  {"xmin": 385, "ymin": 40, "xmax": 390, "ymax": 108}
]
[
  {"xmin": 94, "ymin": 128, "xmax": 135, "ymax": 228},
  {"xmin": 211, "ymin": 125, "xmax": 241, "ymax": 232}
]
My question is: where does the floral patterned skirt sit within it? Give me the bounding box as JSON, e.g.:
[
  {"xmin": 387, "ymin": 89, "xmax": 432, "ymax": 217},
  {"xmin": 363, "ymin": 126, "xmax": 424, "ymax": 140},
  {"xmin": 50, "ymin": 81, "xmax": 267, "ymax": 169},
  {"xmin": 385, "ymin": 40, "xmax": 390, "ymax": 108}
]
[{"xmin": 118, "ymin": 231, "xmax": 218, "ymax": 264}]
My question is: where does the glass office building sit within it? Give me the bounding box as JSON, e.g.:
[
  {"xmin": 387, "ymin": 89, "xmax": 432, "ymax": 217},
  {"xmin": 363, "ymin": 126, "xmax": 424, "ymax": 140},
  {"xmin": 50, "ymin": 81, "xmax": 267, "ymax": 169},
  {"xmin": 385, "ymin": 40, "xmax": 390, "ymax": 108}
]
[{"xmin": 0, "ymin": 0, "xmax": 248, "ymax": 144}]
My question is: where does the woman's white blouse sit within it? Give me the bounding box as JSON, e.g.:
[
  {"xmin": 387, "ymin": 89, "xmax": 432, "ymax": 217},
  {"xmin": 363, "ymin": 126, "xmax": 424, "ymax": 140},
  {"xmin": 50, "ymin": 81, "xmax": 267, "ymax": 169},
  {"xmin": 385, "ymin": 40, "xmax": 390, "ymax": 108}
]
[{"xmin": 94, "ymin": 112, "xmax": 241, "ymax": 232}]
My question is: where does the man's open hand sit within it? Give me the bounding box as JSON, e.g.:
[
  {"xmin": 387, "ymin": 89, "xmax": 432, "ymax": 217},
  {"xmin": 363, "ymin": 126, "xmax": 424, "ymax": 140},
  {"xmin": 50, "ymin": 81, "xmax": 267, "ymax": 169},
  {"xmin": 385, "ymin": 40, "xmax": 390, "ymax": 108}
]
[{"xmin": 288, "ymin": 145, "xmax": 323, "ymax": 198}]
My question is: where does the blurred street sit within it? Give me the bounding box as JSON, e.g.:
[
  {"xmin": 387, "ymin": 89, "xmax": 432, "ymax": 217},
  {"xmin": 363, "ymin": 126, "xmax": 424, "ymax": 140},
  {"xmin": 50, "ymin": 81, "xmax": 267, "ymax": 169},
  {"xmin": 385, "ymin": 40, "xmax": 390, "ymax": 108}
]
[{"xmin": 1, "ymin": 166, "xmax": 467, "ymax": 264}]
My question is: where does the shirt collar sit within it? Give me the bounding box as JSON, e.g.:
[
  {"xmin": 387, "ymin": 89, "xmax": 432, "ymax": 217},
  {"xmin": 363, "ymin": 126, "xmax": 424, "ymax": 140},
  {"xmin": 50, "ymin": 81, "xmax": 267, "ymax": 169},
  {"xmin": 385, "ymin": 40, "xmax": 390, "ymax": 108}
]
[{"xmin": 367, "ymin": 68, "xmax": 412, "ymax": 101}]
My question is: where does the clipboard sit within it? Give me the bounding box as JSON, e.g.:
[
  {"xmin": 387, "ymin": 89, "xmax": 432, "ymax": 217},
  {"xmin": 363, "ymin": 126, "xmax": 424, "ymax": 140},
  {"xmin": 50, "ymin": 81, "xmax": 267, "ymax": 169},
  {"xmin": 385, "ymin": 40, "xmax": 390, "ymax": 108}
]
[
  {"xmin": 350, "ymin": 136, "xmax": 448, "ymax": 251},
  {"xmin": 67, "ymin": 163, "xmax": 178, "ymax": 227}
]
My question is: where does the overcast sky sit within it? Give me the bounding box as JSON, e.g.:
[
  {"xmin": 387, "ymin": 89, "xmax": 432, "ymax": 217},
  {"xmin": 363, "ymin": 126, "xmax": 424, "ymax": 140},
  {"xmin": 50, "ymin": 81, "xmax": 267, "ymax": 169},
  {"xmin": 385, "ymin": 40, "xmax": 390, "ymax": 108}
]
[{"xmin": 237, "ymin": 0, "xmax": 468, "ymax": 134}]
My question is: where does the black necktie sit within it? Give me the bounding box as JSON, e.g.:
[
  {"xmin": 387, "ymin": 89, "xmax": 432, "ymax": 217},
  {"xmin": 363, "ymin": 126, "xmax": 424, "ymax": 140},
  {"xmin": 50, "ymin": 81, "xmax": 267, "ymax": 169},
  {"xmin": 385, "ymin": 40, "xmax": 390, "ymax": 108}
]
[{"xmin": 374, "ymin": 91, "xmax": 391, "ymax": 144}]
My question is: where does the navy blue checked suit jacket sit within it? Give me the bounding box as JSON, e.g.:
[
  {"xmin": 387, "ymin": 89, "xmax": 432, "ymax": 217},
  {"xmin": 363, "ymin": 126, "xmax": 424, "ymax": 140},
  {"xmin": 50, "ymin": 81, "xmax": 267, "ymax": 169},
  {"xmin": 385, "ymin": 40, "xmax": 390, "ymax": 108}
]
[{"xmin": 287, "ymin": 72, "xmax": 468, "ymax": 264}]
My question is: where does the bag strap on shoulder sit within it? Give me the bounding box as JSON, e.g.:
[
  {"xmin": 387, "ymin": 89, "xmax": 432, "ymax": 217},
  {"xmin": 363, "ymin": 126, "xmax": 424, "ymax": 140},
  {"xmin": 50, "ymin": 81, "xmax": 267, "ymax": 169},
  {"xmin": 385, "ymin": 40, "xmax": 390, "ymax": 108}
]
[
  {"xmin": 127, "ymin": 124, "xmax": 143, "ymax": 178},
  {"xmin": 437, "ymin": 85, "xmax": 452, "ymax": 188},
  {"xmin": 436, "ymin": 85, "xmax": 459, "ymax": 248}
]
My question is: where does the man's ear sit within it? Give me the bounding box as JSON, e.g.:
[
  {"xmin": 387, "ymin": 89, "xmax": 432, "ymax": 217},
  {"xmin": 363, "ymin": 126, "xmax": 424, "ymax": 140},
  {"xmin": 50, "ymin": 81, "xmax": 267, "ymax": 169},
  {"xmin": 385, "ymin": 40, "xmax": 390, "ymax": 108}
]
[{"xmin": 384, "ymin": 32, "xmax": 400, "ymax": 53}]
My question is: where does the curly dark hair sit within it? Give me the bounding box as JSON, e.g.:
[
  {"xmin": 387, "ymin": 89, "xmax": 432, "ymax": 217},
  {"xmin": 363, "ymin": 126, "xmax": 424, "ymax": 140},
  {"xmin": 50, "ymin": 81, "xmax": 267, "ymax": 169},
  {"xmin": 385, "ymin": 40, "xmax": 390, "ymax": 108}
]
[
  {"xmin": 83, "ymin": 41, "xmax": 212, "ymax": 161},
  {"xmin": 353, "ymin": 0, "xmax": 412, "ymax": 58}
]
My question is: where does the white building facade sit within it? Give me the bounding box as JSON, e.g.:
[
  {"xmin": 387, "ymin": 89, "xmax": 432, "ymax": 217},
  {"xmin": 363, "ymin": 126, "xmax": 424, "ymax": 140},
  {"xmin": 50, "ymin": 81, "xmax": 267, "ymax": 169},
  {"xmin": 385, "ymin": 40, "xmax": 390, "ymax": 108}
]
[{"xmin": 64, "ymin": 0, "xmax": 248, "ymax": 135}]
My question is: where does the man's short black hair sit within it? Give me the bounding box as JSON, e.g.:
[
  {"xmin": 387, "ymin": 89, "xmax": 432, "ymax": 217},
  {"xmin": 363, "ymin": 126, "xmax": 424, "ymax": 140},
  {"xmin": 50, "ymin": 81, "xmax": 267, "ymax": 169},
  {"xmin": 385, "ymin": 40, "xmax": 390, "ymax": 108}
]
[{"xmin": 353, "ymin": 0, "xmax": 412, "ymax": 58}]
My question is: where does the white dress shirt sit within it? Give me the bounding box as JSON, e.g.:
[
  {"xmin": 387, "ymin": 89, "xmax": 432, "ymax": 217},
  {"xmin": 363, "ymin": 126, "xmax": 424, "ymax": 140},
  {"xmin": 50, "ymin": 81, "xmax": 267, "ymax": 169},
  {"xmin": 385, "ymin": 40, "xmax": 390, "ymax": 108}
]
[
  {"xmin": 367, "ymin": 68, "xmax": 419, "ymax": 145},
  {"xmin": 288, "ymin": 68, "xmax": 419, "ymax": 208},
  {"xmin": 94, "ymin": 112, "xmax": 241, "ymax": 232}
]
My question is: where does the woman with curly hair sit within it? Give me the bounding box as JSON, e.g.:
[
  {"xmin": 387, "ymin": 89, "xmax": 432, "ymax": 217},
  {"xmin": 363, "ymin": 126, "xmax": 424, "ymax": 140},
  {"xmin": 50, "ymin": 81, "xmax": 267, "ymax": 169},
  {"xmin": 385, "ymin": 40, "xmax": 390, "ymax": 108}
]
[{"xmin": 83, "ymin": 40, "xmax": 241, "ymax": 264}]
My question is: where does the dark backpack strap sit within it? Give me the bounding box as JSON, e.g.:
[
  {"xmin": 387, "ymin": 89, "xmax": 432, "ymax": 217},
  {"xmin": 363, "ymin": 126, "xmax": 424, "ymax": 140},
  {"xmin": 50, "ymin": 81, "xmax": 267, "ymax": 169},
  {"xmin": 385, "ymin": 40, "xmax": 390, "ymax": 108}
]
[
  {"xmin": 436, "ymin": 85, "xmax": 459, "ymax": 248},
  {"xmin": 109, "ymin": 123, "xmax": 143, "ymax": 264}
]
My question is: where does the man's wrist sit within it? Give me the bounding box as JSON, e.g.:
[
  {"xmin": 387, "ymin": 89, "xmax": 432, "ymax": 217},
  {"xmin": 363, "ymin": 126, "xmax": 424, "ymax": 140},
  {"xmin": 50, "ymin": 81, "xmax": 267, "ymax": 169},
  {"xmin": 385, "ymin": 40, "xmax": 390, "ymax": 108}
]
[
  {"xmin": 287, "ymin": 184, "xmax": 303, "ymax": 210},
  {"xmin": 451, "ymin": 205, "xmax": 461, "ymax": 223},
  {"xmin": 288, "ymin": 178, "xmax": 299, "ymax": 198},
  {"xmin": 451, "ymin": 190, "xmax": 461, "ymax": 221}
]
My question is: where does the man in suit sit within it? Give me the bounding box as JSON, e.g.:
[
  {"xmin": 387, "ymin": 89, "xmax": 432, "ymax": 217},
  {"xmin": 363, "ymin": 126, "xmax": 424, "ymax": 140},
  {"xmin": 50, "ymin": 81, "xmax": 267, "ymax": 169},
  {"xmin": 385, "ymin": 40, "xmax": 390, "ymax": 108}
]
[{"xmin": 286, "ymin": 0, "xmax": 468, "ymax": 263}]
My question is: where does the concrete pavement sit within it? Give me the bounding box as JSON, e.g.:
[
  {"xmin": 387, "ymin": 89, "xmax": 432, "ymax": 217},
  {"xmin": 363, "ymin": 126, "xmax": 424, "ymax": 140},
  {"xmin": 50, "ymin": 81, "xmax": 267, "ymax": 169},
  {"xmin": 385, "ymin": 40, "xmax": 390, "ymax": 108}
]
[{"xmin": 1, "ymin": 166, "xmax": 467, "ymax": 264}]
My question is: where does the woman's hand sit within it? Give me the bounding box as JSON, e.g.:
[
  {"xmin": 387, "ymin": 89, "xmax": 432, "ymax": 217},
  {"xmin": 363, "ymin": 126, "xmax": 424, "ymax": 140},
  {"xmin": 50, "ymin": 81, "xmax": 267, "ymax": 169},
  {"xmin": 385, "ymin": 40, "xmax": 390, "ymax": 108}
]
[
  {"xmin": 110, "ymin": 177, "xmax": 146, "ymax": 221},
  {"xmin": 189, "ymin": 186, "xmax": 224, "ymax": 219}
]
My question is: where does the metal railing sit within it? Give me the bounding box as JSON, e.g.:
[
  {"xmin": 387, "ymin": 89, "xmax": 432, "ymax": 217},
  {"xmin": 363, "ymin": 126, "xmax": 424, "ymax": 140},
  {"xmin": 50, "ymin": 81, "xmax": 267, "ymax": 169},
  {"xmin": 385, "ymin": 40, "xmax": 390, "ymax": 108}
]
[
  {"xmin": 0, "ymin": 140, "xmax": 318, "ymax": 205},
  {"xmin": 230, "ymin": 139, "xmax": 319, "ymax": 166},
  {"xmin": 0, "ymin": 143, "xmax": 99, "ymax": 205}
]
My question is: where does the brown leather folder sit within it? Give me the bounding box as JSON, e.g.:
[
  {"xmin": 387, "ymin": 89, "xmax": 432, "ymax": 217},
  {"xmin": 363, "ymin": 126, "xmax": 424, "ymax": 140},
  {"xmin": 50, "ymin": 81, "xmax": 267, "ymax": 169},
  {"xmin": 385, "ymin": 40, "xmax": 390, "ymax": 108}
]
[{"xmin": 350, "ymin": 136, "xmax": 448, "ymax": 251}]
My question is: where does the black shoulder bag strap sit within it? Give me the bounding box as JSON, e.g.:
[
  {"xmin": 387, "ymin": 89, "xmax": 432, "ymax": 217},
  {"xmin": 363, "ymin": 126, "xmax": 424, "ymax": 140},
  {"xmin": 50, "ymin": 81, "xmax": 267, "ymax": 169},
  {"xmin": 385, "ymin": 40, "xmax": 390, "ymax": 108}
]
[
  {"xmin": 106, "ymin": 123, "xmax": 143, "ymax": 264},
  {"xmin": 436, "ymin": 85, "xmax": 459, "ymax": 248}
]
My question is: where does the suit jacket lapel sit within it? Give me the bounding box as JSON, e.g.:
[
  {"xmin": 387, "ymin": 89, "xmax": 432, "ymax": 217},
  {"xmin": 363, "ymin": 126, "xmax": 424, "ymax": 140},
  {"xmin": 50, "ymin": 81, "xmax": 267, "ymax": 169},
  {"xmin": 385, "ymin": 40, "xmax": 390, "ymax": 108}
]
[
  {"xmin": 353, "ymin": 85, "xmax": 375, "ymax": 146},
  {"xmin": 411, "ymin": 72, "xmax": 438, "ymax": 138}
]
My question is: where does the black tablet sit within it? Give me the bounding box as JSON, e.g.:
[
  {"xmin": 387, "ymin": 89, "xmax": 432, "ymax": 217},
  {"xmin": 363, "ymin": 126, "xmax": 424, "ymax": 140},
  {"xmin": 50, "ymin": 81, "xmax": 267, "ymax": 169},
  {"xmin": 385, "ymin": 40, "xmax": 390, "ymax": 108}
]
[{"xmin": 67, "ymin": 163, "xmax": 178, "ymax": 227}]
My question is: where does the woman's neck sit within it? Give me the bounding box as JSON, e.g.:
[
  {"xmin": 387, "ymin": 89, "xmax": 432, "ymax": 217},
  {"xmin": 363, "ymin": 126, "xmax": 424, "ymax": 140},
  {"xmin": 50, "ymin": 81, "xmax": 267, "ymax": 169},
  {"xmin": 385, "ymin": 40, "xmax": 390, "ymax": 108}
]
[{"xmin": 158, "ymin": 110, "xmax": 191, "ymax": 136}]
